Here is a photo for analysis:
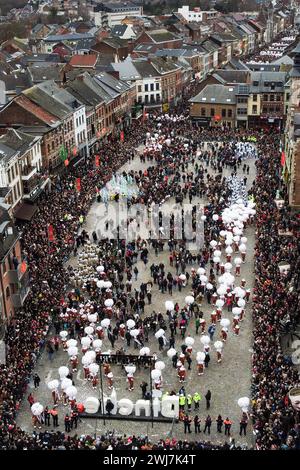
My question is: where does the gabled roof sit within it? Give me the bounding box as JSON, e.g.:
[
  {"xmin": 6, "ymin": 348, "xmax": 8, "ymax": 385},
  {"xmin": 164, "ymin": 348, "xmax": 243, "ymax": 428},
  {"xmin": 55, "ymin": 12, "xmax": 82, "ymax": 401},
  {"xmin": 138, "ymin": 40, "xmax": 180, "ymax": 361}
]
[
  {"xmin": 272, "ymin": 55, "xmax": 293, "ymax": 65},
  {"xmin": 224, "ymin": 59, "xmax": 250, "ymax": 71},
  {"xmin": 170, "ymin": 23, "xmax": 189, "ymax": 34},
  {"xmin": 14, "ymin": 95, "xmax": 60, "ymax": 127},
  {"xmin": 150, "ymin": 57, "xmax": 181, "ymax": 75},
  {"xmin": 74, "ymin": 38, "xmax": 95, "ymax": 51},
  {"xmin": 66, "ymin": 72, "xmax": 112, "ymax": 104},
  {"xmin": 111, "ymin": 25, "xmax": 128, "ymax": 37},
  {"xmin": 0, "ymin": 141, "xmax": 18, "ymax": 163},
  {"xmin": 28, "ymin": 65, "xmax": 63, "ymax": 84},
  {"xmin": 201, "ymin": 39, "xmax": 220, "ymax": 53},
  {"xmin": 99, "ymin": 37, "xmax": 129, "ymax": 49},
  {"xmin": 23, "ymin": 81, "xmax": 84, "ymax": 120},
  {"xmin": 111, "ymin": 60, "xmax": 141, "ymax": 80},
  {"xmin": 250, "ymin": 71, "xmax": 287, "ymax": 92},
  {"xmin": 185, "ymin": 22, "xmax": 201, "ymax": 32},
  {"xmin": 190, "ymin": 84, "xmax": 237, "ymax": 104},
  {"xmin": 210, "ymin": 33, "xmax": 237, "ymax": 44},
  {"xmin": 31, "ymin": 23, "xmax": 47, "ymax": 35},
  {"xmin": 132, "ymin": 60, "xmax": 159, "ymax": 79},
  {"xmin": 133, "ymin": 43, "xmax": 157, "ymax": 53},
  {"xmin": 145, "ymin": 29, "xmax": 180, "ymax": 43},
  {"xmin": 23, "ymin": 53, "xmax": 64, "ymax": 65},
  {"xmin": 0, "ymin": 68, "xmax": 31, "ymax": 92},
  {"xmin": 69, "ymin": 54, "xmax": 98, "ymax": 68},
  {"xmin": 0, "ymin": 128, "xmax": 40, "ymax": 156},
  {"xmin": 214, "ymin": 70, "xmax": 250, "ymax": 84},
  {"xmin": 95, "ymin": 72, "xmax": 131, "ymax": 95},
  {"xmin": 44, "ymin": 33, "xmax": 94, "ymax": 42}
]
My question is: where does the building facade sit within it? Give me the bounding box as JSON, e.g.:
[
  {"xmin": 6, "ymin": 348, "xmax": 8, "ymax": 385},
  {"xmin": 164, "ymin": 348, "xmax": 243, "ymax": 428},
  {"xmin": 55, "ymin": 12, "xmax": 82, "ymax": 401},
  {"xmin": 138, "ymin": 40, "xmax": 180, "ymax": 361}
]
[{"xmin": 0, "ymin": 205, "xmax": 30, "ymax": 331}]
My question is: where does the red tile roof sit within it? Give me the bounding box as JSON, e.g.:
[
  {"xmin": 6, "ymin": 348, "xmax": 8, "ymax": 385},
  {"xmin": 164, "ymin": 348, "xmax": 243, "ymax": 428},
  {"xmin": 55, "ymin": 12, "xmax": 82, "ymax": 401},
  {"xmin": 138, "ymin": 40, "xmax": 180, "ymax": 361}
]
[
  {"xmin": 69, "ymin": 54, "xmax": 98, "ymax": 68},
  {"xmin": 15, "ymin": 95, "xmax": 59, "ymax": 126}
]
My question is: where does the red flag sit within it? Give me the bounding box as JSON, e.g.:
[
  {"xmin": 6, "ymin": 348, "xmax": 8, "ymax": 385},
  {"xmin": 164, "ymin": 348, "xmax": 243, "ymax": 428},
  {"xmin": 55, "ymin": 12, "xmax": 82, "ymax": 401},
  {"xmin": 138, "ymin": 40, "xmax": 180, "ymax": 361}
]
[
  {"xmin": 20, "ymin": 260, "xmax": 27, "ymax": 274},
  {"xmin": 48, "ymin": 224, "xmax": 54, "ymax": 242},
  {"xmin": 64, "ymin": 159, "xmax": 69, "ymax": 167},
  {"xmin": 281, "ymin": 151, "xmax": 285, "ymax": 167},
  {"xmin": 143, "ymin": 109, "xmax": 147, "ymax": 122},
  {"xmin": 95, "ymin": 155, "xmax": 100, "ymax": 167},
  {"xmin": 120, "ymin": 131, "xmax": 124, "ymax": 142},
  {"xmin": 76, "ymin": 178, "xmax": 81, "ymax": 192}
]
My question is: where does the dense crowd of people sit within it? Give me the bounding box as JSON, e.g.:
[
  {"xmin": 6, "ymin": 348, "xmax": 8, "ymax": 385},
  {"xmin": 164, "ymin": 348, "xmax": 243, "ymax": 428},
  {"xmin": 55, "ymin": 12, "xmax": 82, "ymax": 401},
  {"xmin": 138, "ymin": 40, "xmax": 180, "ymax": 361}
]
[
  {"xmin": 250, "ymin": 134, "xmax": 300, "ymax": 450},
  {"xmin": 0, "ymin": 81, "xmax": 299, "ymax": 450}
]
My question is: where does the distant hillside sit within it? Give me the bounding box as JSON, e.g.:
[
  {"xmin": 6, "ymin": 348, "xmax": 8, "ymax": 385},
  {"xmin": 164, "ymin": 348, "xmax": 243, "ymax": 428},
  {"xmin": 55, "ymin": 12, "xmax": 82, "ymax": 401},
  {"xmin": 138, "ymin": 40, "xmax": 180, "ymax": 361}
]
[
  {"xmin": 143, "ymin": 0, "xmax": 210, "ymax": 15},
  {"xmin": 0, "ymin": 0, "xmax": 27, "ymax": 15},
  {"xmin": 143, "ymin": 0, "xmax": 258, "ymax": 15}
]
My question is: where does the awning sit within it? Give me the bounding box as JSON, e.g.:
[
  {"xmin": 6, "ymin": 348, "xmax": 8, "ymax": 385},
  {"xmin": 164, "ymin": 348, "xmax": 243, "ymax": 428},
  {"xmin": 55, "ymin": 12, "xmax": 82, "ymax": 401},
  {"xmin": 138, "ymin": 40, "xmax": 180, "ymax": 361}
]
[{"xmin": 14, "ymin": 203, "xmax": 38, "ymax": 221}]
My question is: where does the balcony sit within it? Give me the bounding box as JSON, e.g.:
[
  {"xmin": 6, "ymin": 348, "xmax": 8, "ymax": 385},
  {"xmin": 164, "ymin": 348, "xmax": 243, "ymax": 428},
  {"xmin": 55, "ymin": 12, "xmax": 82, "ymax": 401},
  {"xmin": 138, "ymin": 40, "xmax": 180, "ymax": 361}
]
[
  {"xmin": 6, "ymin": 262, "xmax": 27, "ymax": 284},
  {"xmin": 21, "ymin": 165, "xmax": 37, "ymax": 181},
  {"xmin": 12, "ymin": 281, "xmax": 30, "ymax": 309}
]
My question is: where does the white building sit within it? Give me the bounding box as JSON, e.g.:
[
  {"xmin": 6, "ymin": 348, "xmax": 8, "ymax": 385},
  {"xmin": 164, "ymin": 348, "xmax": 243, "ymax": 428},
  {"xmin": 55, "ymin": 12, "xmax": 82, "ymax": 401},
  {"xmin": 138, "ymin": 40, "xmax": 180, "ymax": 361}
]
[
  {"xmin": 133, "ymin": 61, "xmax": 162, "ymax": 107},
  {"xmin": 93, "ymin": 2, "xmax": 143, "ymax": 28},
  {"xmin": 0, "ymin": 129, "xmax": 43, "ymax": 209},
  {"xmin": 73, "ymin": 106, "xmax": 87, "ymax": 152},
  {"xmin": 178, "ymin": 5, "xmax": 218, "ymax": 23}
]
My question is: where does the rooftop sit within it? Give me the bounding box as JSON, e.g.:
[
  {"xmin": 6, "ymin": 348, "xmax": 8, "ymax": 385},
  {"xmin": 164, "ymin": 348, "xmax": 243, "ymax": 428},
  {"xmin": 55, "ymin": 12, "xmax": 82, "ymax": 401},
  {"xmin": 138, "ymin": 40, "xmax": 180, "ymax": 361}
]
[
  {"xmin": 189, "ymin": 84, "xmax": 237, "ymax": 105},
  {"xmin": 69, "ymin": 54, "xmax": 98, "ymax": 68}
]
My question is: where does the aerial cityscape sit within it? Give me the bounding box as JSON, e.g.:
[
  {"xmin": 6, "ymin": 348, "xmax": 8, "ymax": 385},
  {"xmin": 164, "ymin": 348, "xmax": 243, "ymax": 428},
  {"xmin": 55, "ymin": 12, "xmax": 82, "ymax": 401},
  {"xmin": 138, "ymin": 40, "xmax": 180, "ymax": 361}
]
[{"xmin": 0, "ymin": 0, "xmax": 299, "ymax": 455}]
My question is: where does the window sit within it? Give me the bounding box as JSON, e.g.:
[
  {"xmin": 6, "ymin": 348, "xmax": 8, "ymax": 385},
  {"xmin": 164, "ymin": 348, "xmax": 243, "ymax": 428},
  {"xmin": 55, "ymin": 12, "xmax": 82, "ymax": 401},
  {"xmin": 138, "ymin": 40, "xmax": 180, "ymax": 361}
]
[
  {"xmin": 201, "ymin": 108, "xmax": 206, "ymax": 116},
  {"xmin": 144, "ymin": 84, "xmax": 149, "ymax": 92},
  {"xmin": 263, "ymin": 94, "xmax": 268, "ymax": 101},
  {"xmin": 252, "ymin": 105, "xmax": 257, "ymax": 114},
  {"xmin": 253, "ymin": 81, "xmax": 259, "ymax": 86},
  {"xmin": 275, "ymin": 106, "xmax": 280, "ymax": 112},
  {"xmin": 156, "ymin": 93, "xmax": 160, "ymax": 102},
  {"xmin": 8, "ymin": 169, "xmax": 11, "ymax": 184},
  {"xmin": 237, "ymin": 108, "xmax": 247, "ymax": 115},
  {"xmin": 227, "ymin": 109, "xmax": 232, "ymax": 117},
  {"xmin": 222, "ymin": 109, "xmax": 226, "ymax": 117},
  {"xmin": 210, "ymin": 108, "xmax": 215, "ymax": 117},
  {"xmin": 6, "ymin": 286, "xmax": 10, "ymax": 299},
  {"xmin": 2, "ymin": 261, "xmax": 6, "ymax": 274},
  {"xmin": 237, "ymin": 97, "xmax": 247, "ymax": 103},
  {"xmin": 145, "ymin": 95, "xmax": 149, "ymax": 103},
  {"xmin": 276, "ymin": 95, "xmax": 281, "ymax": 101},
  {"xmin": 150, "ymin": 83, "xmax": 154, "ymax": 91},
  {"xmin": 270, "ymin": 94, "xmax": 274, "ymax": 101},
  {"xmin": 156, "ymin": 83, "xmax": 159, "ymax": 90},
  {"xmin": 138, "ymin": 85, "xmax": 142, "ymax": 92}
]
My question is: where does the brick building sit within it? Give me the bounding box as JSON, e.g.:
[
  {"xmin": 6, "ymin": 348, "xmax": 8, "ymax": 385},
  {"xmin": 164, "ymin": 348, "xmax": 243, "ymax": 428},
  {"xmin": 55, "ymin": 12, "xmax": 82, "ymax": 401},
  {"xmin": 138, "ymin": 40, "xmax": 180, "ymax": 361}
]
[
  {"xmin": 0, "ymin": 205, "xmax": 30, "ymax": 331},
  {"xmin": 135, "ymin": 29, "xmax": 183, "ymax": 51},
  {"xmin": 189, "ymin": 84, "xmax": 237, "ymax": 128}
]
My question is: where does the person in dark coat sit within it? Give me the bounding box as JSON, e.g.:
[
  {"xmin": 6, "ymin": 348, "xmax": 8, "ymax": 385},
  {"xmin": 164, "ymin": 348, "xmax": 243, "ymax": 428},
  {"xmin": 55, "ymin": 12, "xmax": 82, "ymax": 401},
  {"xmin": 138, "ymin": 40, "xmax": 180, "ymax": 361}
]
[{"xmin": 205, "ymin": 390, "xmax": 211, "ymax": 409}]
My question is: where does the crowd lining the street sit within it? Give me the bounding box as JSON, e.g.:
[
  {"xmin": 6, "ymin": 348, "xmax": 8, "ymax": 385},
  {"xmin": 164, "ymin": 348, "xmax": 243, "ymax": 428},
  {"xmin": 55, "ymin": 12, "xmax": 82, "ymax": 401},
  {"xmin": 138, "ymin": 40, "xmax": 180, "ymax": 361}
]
[{"xmin": 0, "ymin": 85, "xmax": 299, "ymax": 450}]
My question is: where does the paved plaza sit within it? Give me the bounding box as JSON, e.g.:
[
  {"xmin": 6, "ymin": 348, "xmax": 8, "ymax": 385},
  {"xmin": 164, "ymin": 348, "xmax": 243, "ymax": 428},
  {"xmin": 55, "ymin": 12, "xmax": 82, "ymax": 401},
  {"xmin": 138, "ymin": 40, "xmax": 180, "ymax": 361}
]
[{"xmin": 16, "ymin": 142, "xmax": 257, "ymax": 446}]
